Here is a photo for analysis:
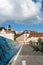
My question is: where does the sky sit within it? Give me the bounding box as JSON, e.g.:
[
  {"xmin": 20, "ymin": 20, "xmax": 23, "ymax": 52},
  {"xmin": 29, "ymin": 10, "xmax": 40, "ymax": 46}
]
[{"xmin": 0, "ymin": 0, "xmax": 43, "ymax": 32}]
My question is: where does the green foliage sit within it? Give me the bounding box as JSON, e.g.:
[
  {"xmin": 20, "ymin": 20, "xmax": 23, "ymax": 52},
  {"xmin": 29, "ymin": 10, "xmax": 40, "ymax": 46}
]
[
  {"xmin": 29, "ymin": 40, "xmax": 32, "ymax": 44},
  {"xmin": 14, "ymin": 34, "xmax": 21, "ymax": 40},
  {"xmin": 0, "ymin": 27, "xmax": 6, "ymax": 30},
  {"xmin": 38, "ymin": 38, "xmax": 42, "ymax": 43}
]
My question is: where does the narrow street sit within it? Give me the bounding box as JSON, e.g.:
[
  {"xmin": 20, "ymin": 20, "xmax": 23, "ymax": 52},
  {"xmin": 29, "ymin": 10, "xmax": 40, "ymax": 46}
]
[{"xmin": 9, "ymin": 45, "xmax": 43, "ymax": 65}]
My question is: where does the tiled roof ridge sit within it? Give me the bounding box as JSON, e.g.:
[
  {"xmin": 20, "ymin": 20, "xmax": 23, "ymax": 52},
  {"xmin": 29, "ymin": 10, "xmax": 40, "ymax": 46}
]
[
  {"xmin": 28, "ymin": 32, "xmax": 43, "ymax": 38},
  {"xmin": 0, "ymin": 29, "xmax": 16, "ymax": 34}
]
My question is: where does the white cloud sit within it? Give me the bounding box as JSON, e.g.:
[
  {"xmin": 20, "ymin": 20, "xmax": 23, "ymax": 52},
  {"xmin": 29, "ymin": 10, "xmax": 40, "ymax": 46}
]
[
  {"xmin": 36, "ymin": 16, "xmax": 43, "ymax": 20},
  {"xmin": 21, "ymin": 0, "xmax": 40, "ymax": 17},
  {"xmin": 0, "ymin": 0, "xmax": 42, "ymax": 24},
  {"xmin": 0, "ymin": 0, "xmax": 13, "ymax": 16}
]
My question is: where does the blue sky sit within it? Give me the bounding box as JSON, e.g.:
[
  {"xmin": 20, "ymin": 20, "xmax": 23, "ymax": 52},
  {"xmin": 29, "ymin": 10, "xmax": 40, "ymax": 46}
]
[
  {"xmin": 0, "ymin": 0, "xmax": 43, "ymax": 32},
  {"xmin": 0, "ymin": 20, "xmax": 43, "ymax": 32}
]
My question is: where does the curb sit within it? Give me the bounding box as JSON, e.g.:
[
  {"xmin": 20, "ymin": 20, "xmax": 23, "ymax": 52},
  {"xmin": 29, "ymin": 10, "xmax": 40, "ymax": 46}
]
[{"xmin": 11, "ymin": 45, "xmax": 23, "ymax": 65}]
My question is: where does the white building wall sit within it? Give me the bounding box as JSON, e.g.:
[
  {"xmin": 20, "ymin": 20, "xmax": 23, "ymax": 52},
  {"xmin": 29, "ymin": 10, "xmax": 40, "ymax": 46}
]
[
  {"xmin": 0, "ymin": 33, "xmax": 14, "ymax": 40},
  {"xmin": 0, "ymin": 29, "xmax": 14, "ymax": 40},
  {"xmin": 16, "ymin": 34, "xmax": 24, "ymax": 45},
  {"xmin": 24, "ymin": 33, "xmax": 30, "ymax": 44},
  {"xmin": 27, "ymin": 37, "xmax": 43, "ymax": 43}
]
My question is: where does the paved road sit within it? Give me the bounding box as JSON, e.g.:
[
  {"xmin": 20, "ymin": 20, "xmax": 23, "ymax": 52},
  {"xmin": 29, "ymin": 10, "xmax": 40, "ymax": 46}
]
[
  {"xmin": 15, "ymin": 45, "xmax": 43, "ymax": 65},
  {"xmin": 19, "ymin": 45, "xmax": 43, "ymax": 55}
]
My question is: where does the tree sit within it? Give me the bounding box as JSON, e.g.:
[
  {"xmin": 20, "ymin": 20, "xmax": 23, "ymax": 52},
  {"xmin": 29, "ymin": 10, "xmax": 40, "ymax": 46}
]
[
  {"xmin": 38, "ymin": 38, "xmax": 42, "ymax": 44},
  {"xmin": 38, "ymin": 38, "xmax": 43, "ymax": 51},
  {"xmin": 29, "ymin": 40, "xmax": 32, "ymax": 45},
  {"xmin": 0, "ymin": 27, "xmax": 6, "ymax": 30}
]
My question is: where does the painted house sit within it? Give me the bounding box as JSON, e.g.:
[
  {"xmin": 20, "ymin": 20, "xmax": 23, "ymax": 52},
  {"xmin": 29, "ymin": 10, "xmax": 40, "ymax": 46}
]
[
  {"xmin": 16, "ymin": 30, "xmax": 30, "ymax": 44},
  {"xmin": 0, "ymin": 25, "xmax": 15, "ymax": 40},
  {"xmin": 27, "ymin": 31, "xmax": 43, "ymax": 42},
  {"xmin": 16, "ymin": 30, "xmax": 43, "ymax": 45}
]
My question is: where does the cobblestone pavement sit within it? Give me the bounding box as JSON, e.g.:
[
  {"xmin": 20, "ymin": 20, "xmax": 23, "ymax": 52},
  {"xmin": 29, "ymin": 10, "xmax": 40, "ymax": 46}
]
[{"xmin": 15, "ymin": 45, "xmax": 43, "ymax": 65}]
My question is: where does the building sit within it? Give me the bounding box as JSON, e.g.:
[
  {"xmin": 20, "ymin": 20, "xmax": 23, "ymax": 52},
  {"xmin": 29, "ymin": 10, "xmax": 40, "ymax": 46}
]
[
  {"xmin": 0, "ymin": 25, "xmax": 15, "ymax": 40},
  {"xmin": 16, "ymin": 30, "xmax": 43, "ymax": 45},
  {"xmin": 27, "ymin": 31, "xmax": 43, "ymax": 42},
  {"xmin": 16, "ymin": 30, "xmax": 30, "ymax": 44}
]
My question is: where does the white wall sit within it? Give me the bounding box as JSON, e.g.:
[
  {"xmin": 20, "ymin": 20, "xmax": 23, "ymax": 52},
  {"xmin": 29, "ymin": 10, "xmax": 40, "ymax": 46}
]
[
  {"xmin": 0, "ymin": 29, "xmax": 14, "ymax": 40},
  {"xmin": 24, "ymin": 33, "xmax": 30, "ymax": 44},
  {"xmin": 27, "ymin": 37, "xmax": 43, "ymax": 42},
  {"xmin": 0, "ymin": 33, "xmax": 14, "ymax": 40}
]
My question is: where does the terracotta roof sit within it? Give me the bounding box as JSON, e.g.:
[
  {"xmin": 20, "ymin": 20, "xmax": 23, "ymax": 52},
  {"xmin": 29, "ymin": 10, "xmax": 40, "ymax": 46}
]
[
  {"xmin": 15, "ymin": 30, "xmax": 40, "ymax": 38},
  {"xmin": 16, "ymin": 30, "xmax": 43, "ymax": 38},
  {"xmin": 5, "ymin": 30, "xmax": 14, "ymax": 33},
  {"xmin": 0, "ymin": 29, "xmax": 16, "ymax": 34},
  {"xmin": 29, "ymin": 32, "xmax": 43, "ymax": 38},
  {"xmin": 0, "ymin": 30, "xmax": 2, "ymax": 32}
]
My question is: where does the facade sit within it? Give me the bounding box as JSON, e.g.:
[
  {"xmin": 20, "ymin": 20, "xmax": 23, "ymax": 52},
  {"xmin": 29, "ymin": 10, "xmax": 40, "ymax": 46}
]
[
  {"xmin": 16, "ymin": 30, "xmax": 30, "ymax": 44},
  {"xmin": 16, "ymin": 30, "xmax": 43, "ymax": 45},
  {"xmin": 16, "ymin": 34, "xmax": 24, "ymax": 44},
  {"xmin": 27, "ymin": 32, "xmax": 43, "ymax": 42},
  {"xmin": 0, "ymin": 26, "xmax": 15, "ymax": 40}
]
